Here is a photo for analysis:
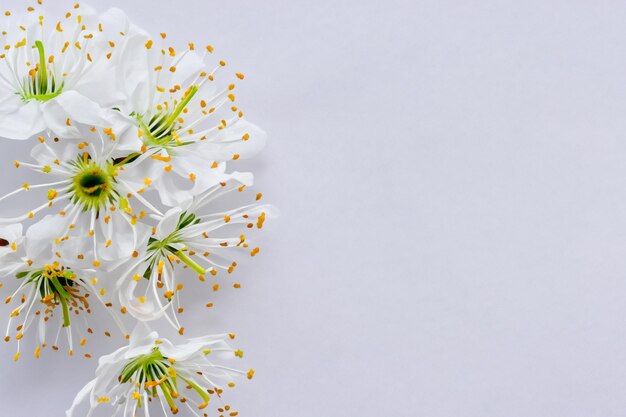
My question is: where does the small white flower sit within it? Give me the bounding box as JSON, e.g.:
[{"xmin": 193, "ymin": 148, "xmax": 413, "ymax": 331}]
[
  {"xmin": 0, "ymin": 3, "xmax": 133, "ymax": 139},
  {"xmin": 0, "ymin": 216, "xmax": 125, "ymax": 360},
  {"xmin": 116, "ymin": 174, "xmax": 275, "ymax": 326},
  {"xmin": 0, "ymin": 119, "xmax": 157, "ymax": 268},
  {"xmin": 67, "ymin": 324, "xmax": 253, "ymax": 417},
  {"xmin": 114, "ymin": 28, "xmax": 266, "ymax": 204}
]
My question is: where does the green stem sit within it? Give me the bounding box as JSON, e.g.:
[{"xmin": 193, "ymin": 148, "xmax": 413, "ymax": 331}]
[
  {"xmin": 59, "ymin": 294, "xmax": 71, "ymax": 327},
  {"xmin": 47, "ymin": 277, "xmax": 71, "ymax": 327},
  {"xmin": 154, "ymin": 85, "xmax": 199, "ymax": 137},
  {"xmin": 159, "ymin": 381, "xmax": 178, "ymax": 413},
  {"xmin": 174, "ymin": 249, "xmax": 206, "ymax": 274},
  {"xmin": 180, "ymin": 376, "xmax": 210, "ymax": 403},
  {"xmin": 114, "ymin": 152, "xmax": 141, "ymax": 166},
  {"xmin": 34, "ymin": 41, "xmax": 47, "ymax": 94}
]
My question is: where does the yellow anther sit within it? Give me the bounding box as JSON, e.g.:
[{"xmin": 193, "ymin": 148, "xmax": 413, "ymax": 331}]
[
  {"xmin": 103, "ymin": 127, "xmax": 116, "ymax": 140},
  {"xmin": 257, "ymin": 212, "xmax": 266, "ymax": 229},
  {"xmin": 150, "ymin": 154, "xmax": 171, "ymax": 162}
]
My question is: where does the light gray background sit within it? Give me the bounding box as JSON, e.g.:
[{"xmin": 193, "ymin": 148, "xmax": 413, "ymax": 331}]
[{"xmin": 2, "ymin": 0, "xmax": 626, "ymax": 416}]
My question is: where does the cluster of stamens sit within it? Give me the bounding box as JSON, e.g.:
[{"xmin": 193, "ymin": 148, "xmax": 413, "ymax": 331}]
[
  {"xmin": 4, "ymin": 261, "xmax": 94, "ymax": 359},
  {"xmin": 19, "ymin": 41, "xmax": 63, "ymax": 102},
  {"xmin": 118, "ymin": 347, "xmax": 216, "ymax": 415}
]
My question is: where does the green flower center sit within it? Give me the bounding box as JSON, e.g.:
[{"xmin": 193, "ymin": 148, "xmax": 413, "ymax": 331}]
[
  {"xmin": 137, "ymin": 85, "xmax": 199, "ymax": 148},
  {"xmin": 19, "ymin": 41, "xmax": 64, "ymax": 102},
  {"xmin": 79, "ymin": 172, "xmax": 108, "ymax": 197},
  {"xmin": 69, "ymin": 156, "xmax": 118, "ymax": 211}
]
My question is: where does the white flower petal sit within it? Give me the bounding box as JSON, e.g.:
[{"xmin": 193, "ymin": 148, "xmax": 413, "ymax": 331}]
[
  {"xmin": 0, "ymin": 101, "xmax": 45, "ymax": 140},
  {"xmin": 41, "ymin": 91, "xmax": 111, "ymax": 138}
]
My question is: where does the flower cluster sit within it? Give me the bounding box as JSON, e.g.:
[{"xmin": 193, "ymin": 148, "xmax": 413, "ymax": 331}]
[{"xmin": 0, "ymin": 2, "xmax": 273, "ymax": 416}]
